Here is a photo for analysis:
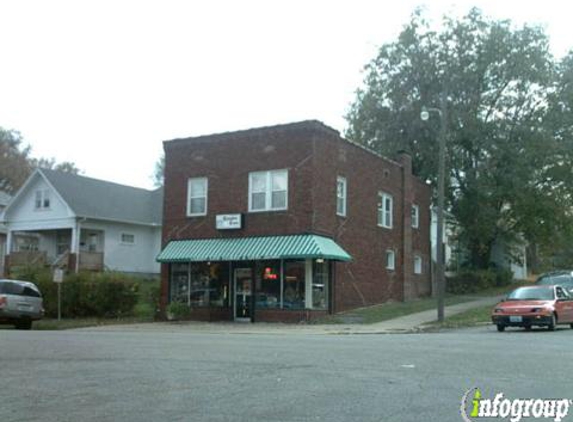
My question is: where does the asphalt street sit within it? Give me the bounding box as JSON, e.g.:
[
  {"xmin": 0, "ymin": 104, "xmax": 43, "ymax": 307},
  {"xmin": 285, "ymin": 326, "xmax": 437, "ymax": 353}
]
[{"xmin": 2, "ymin": 325, "xmax": 573, "ymax": 422}]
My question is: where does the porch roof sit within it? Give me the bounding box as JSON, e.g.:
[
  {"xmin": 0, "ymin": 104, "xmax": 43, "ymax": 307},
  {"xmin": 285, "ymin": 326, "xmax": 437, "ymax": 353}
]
[{"xmin": 157, "ymin": 234, "xmax": 352, "ymax": 263}]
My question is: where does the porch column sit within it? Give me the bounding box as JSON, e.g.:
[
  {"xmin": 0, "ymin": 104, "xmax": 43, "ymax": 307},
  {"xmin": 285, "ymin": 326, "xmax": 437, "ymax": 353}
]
[
  {"xmin": 6, "ymin": 229, "xmax": 13, "ymax": 255},
  {"xmin": 71, "ymin": 221, "xmax": 80, "ymax": 273},
  {"xmin": 305, "ymin": 259, "xmax": 313, "ymax": 309}
]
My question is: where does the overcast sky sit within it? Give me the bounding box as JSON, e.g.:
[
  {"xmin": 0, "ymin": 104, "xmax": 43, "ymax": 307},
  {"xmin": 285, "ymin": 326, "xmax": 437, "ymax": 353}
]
[{"xmin": 1, "ymin": 0, "xmax": 571, "ymax": 189}]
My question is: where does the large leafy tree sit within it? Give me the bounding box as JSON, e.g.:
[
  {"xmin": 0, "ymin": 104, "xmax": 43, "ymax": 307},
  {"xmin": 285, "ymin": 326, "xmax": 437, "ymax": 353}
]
[
  {"xmin": 0, "ymin": 127, "xmax": 81, "ymax": 194},
  {"xmin": 0, "ymin": 128, "xmax": 32, "ymax": 193},
  {"xmin": 346, "ymin": 8, "xmax": 573, "ymax": 269}
]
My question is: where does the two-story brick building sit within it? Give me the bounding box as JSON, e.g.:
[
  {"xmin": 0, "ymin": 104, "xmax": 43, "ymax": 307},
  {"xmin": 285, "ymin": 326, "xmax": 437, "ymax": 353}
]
[{"xmin": 157, "ymin": 120, "xmax": 432, "ymax": 322}]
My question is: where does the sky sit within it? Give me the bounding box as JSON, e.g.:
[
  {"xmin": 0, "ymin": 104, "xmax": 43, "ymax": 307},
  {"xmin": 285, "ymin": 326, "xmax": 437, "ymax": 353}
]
[{"xmin": 1, "ymin": 0, "xmax": 571, "ymax": 190}]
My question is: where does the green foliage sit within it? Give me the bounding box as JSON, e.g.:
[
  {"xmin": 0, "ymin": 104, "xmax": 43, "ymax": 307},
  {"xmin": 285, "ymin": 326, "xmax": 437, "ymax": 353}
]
[
  {"xmin": 0, "ymin": 128, "xmax": 32, "ymax": 193},
  {"xmin": 0, "ymin": 126, "xmax": 81, "ymax": 194},
  {"xmin": 446, "ymin": 268, "xmax": 513, "ymax": 295},
  {"xmin": 152, "ymin": 154, "xmax": 164, "ymax": 187},
  {"xmin": 166, "ymin": 301, "xmax": 190, "ymax": 320},
  {"xmin": 10, "ymin": 267, "xmax": 139, "ymax": 318},
  {"xmin": 346, "ymin": 7, "xmax": 573, "ymax": 269}
]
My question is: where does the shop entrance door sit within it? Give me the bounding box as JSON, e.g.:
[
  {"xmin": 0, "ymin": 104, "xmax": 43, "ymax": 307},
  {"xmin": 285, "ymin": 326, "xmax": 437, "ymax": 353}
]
[{"xmin": 234, "ymin": 268, "xmax": 253, "ymax": 322}]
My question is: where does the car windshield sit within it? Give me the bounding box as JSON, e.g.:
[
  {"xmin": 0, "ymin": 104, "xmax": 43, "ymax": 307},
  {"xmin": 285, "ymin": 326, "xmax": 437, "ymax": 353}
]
[
  {"xmin": 507, "ymin": 287, "xmax": 555, "ymax": 301},
  {"xmin": 536, "ymin": 274, "xmax": 573, "ymax": 286}
]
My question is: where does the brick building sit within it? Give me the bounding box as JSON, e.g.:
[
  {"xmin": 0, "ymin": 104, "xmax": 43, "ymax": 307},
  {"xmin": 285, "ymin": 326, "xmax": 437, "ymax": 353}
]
[{"xmin": 158, "ymin": 120, "xmax": 432, "ymax": 322}]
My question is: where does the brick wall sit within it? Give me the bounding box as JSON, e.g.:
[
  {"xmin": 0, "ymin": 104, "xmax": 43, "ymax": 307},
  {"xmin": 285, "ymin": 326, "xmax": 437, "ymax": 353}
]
[{"xmin": 161, "ymin": 120, "xmax": 432, "ymax": 315}]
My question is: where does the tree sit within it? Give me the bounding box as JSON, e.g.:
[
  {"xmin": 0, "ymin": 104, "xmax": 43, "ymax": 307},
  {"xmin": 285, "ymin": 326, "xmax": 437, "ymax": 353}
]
[
  {"xmin": 0, "ymin": 126, "xmax": 81, "ymax": 194},
  {"xmin": 32, "ymin": 157, "xmax": 81, "ymax": 175},
  {"xmin": 0, "ymin": 128, "xmax": 32, "ymax": 194},
  {"xmin": 346, "ymin": 8, "xmax": 573, "ymax": 269},
  {"xmin": 152, "ymin": 154, "xmax": 165, "ymax": 187}
]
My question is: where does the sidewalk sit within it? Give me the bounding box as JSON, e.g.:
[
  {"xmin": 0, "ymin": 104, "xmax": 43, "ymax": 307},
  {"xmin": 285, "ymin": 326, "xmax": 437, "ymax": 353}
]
[{"xmin": 78, "ymin": 295, "xmax": 503, "ymax": 335}]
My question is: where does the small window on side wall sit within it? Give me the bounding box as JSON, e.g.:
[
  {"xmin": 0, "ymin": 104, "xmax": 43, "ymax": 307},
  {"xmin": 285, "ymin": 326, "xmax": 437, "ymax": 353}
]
[
  {"xmin": 386, "ymin": 249, "xmax": 396, "ymax": 270},
  {"xmin": 336, "ymin": 176, "xmax": 347, "ymax": 217},
  {"xmin": 412, "ymin": 205, "xmax": 419, "ymax": 229},
  {"xmin": 414, "ymin": 255, "xmax": 422, "ymax": 274},
  {"xmin": 187, "ymin": 177, "xmax": 208, "ymax": 216},
  {"xmin": 378, "ymin": 192, "xmax": 393, "ymax": 228}
]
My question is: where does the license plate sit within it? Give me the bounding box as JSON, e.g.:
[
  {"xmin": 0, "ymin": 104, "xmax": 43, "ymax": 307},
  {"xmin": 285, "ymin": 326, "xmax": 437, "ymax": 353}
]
[{"xmin": 509, "ymin": 316, "xmax": 523, "ymax": 323}]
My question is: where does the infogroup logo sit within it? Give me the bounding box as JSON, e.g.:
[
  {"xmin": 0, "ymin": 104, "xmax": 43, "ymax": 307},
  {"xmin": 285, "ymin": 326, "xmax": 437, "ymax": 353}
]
[{"xmin": 460, "ymin": 388, "xmax": 572, "ymax": 422}]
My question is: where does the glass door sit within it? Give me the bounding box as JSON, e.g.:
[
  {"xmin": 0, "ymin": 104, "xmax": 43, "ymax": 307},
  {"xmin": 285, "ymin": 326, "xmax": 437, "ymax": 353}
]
[{"xmin": 234, "ymin": 268, "xmax": 253, "ymax": 322}]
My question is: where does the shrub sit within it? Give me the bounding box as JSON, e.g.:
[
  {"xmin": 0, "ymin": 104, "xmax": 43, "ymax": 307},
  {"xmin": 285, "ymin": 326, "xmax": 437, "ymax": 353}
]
[
  {"xmin": 446, "ymin": 268, "xmax": 514, "ymax": 295},
  {"xmin": 10, "ymin": 267, "xmax": 138, "ymax": 318},
  {"xmin": 166, "ymin": 301, "xmax": 191, "ymax": 321}
]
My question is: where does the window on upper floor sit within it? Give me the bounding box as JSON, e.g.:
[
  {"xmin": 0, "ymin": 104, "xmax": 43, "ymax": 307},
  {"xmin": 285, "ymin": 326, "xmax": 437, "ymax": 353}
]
[
  {"xmin": 378, "ymin": 192, "xmax": 393, "ymax": 229},
  {"xmin": 248, "ymin": 170, "xmax": 288, "ymax": 212},
  {"xmin": 34, "ymin": 190, "xmax": 51, "ymax": 210},
  {"xmin": 412, "ymin": 204, "xmax": 420, "ymax": 229},
  {"xmin": 414, "ymin": 255, "xmax": 423, "ymax": 274},
  {"xmin": 187, "ymin": 177, "xmax": 208, "ymax": 216},
  {"xmin": 336, "ymin": 176, "xmax": 347, "ymax": 217},
  {"xmin": 386, "ymin": 249, "xmax": 396, "ymax": 270}
]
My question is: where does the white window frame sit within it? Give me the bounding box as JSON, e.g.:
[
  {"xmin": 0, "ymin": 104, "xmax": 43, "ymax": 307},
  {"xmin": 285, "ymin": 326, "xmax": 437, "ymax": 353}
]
[
  {"xmin": 336, "ymin": 176, "xmax": 347, "ymax": 217},
  {"xmin": 378, "ymin": 192, "xmax": 393, "ymax": 229},
  {"xmin": 386, "ymin": 249, "xmax": 396, "ymax": 270},
  {"xmin": 34, "ymin": 189, "xmax": 51, "ymax": 210},
  {"xmin": 187, "ymin": 177, "xmax": 208, "ymax": 217},
  {"xmin": 120, "ymin": 233, "xmax": 135, "ymax": 245},
  {"xmin": 412, "ymin": 204, "xmax": 420, "ymax": 229},
  {"xmin": 248, "ymin": 169, "xmax": 288, "ymax": 212},
  {"xmin": 414, "ymin": 255, "xmax": 422, "ymax": 274}
]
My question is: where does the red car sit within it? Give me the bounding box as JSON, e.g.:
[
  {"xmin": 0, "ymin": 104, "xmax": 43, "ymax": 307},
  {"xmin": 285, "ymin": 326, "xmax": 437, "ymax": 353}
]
[{"xmin": 491, "ymin": 285, "xmax": 573, "ymax": 332}]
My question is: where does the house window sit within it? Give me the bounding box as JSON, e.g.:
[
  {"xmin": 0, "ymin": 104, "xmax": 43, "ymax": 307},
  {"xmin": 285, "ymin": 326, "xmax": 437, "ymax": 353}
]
[
  {"xmin": 187, "ymin": 177, "xmax": 208, "ymax": 216},
  {"xmin": 248, "ymin": 170, "xmax": 288, "ymax": 212},
  {"xmin": 414, "ymin": 255, "xmax": 423, "ymax": 274},
  {"xmin": 34, "ymin": 190, "xmax": 51, "ymax": 210},
  {"xmin": 120, "ymin": 233, "xmax": 135, "ymax": 245},
  {"xmin": 378, "ymin": 192, "xmax": 393, "ymax": 228},
  {"xmin": 386, "ymin": 249, "xmax": 396, "ymax": 270},
  {"xmin": 336, "ymin": 176, "xmax": 347, "ymax": 217},
  {"xmin": 412, "ymin": 205, "xmax": 420, "ymax": 229}
]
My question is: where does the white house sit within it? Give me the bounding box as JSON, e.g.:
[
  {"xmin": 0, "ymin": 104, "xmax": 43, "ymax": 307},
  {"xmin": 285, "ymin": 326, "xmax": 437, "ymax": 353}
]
[
  {"xmin": 0, "ymin": 191, "xmax": 11, "ymax": 276},
  {"xmin": 1, "ymin": 169, "xmax": 162, "ymax": 277},
  {"xmin": 430, "ymin": 208, "xmax": 527, "ymax": 280}
]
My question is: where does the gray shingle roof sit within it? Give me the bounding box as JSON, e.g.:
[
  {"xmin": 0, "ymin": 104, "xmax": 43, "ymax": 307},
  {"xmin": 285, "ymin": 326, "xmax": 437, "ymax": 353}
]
[
  {"xmin": 0, "ymin": 191, "xmax": 11, "ymax": 208},
  {"xmin": 40, "ymin": 169, "xmax": 162, "ymax": 225}
]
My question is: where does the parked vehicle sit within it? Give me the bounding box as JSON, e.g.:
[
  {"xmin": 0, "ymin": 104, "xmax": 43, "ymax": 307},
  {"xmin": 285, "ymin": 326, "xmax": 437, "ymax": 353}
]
[
  {"xmin": 491, "ymin": 285, "xmax": 573, "ymax": 332},
  {"xmin": 535, "ymin": 271, "xmax": 573, "ymax": 294},
  {"xmin": 0, "ymin": 279, "xmax": 44, "ymax": 330}
]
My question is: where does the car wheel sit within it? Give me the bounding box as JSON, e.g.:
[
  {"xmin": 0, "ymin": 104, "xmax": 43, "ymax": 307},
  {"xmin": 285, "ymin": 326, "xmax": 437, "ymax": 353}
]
[
  {"xmin": 524, "ymin": 325, "xmax": 532, "ymax": 331},
  {"xmin": 496, "ymin": 324, "xmax": 505, "ymax": 332},
  {"xmin": 570, "ymin": 323, "xmax": 573, "ymax": 329},
  {"xmin": 547, "ymin": 314, "xmax": 556, "ymax": 331},
  {"xmin": 15, "ymin": 320, "xmax": 32, "ymax": 330}
]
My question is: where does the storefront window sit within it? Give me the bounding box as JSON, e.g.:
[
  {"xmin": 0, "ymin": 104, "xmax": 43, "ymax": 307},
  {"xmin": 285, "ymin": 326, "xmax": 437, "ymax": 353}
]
[
  {"xmin": 189, "ymin": 263, "xmax": 210, "ymax": 307},
  {"xmin": 170, "ymin": 263, "xmax": 189, "ymax": 304},
  {"xmin": 283, "ymin": 260, "xmax": 305, "ymax": 309},
  {"xmin": 312, "ymin": 260, "xmax": 329, "ymax": 310},
  {"xmin": 255, "ymin": 260, "xmax": 281, "ymax": 308},
  {"xmin": 209, "ymin": 263, "xmax": 230, "ymax": 307}
]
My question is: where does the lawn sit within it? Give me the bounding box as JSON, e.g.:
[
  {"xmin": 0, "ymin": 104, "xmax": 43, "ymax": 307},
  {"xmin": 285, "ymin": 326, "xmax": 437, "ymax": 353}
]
[
  {"xmin": 424, "ymin": 304, "xmax": 493, "ymax": 329},
  {"xmin": 313, "ymin": 281, "xmax": 528, "ymax": 325},
  {"xmin": 314, "ymin": 294, "xmax": 478, "ymax": 324}
]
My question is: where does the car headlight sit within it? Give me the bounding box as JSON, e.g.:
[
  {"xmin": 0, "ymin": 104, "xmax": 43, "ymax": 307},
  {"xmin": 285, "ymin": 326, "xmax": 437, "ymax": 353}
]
[{"xmin": 494, "ymin": 308, "xmax": 503, "ymax": 313}]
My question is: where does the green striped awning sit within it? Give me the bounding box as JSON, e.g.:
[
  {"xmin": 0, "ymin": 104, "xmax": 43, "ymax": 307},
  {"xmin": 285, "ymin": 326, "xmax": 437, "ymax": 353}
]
[{"xmin": 157, "ymin": 234, "xmax": 351, "ymax": 263}]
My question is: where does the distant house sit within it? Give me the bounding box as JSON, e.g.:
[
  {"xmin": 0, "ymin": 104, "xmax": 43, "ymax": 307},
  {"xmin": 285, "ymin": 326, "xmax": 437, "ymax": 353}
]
[
  {"xmin": 430, "ymin": 209, "xmax": 527, "ymax": 280},
  {"xmin": 0, "ymin": 191, "xmax": 12, "ymax": 276},
  {"xmin": 1, "ymin": 169, "xmax": 162, "ymax": 277}
]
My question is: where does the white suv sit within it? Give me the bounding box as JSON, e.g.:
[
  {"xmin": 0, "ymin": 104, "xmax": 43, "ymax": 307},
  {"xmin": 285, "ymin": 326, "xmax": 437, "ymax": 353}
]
[{"xmin": 0, "ymin": 279, "xmax": 44, "ymax": 330}]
